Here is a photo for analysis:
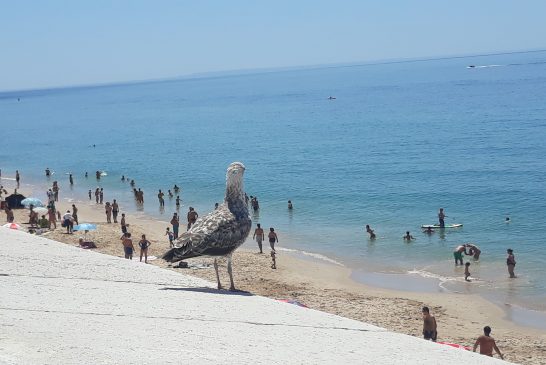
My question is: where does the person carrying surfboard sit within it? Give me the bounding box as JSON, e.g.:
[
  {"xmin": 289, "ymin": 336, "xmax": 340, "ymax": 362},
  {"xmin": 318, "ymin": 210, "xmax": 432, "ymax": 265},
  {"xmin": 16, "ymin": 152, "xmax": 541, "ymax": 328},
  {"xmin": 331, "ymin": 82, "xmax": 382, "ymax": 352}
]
[{"xmin": 438, "ymin": 208, "xmax": 446, "ymax": 228}]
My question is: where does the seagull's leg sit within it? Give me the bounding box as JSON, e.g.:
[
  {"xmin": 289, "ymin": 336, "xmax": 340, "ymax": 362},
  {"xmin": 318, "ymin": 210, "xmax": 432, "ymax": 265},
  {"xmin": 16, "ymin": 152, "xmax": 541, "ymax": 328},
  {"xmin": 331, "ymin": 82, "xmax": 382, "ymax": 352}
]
[
  {"xmin": 227, "ymin": 253, "xmax": 236, "ymax": 291},
  {"xmin": 214, "ymin": 258, "xmax": 222, "ymax": 290}
]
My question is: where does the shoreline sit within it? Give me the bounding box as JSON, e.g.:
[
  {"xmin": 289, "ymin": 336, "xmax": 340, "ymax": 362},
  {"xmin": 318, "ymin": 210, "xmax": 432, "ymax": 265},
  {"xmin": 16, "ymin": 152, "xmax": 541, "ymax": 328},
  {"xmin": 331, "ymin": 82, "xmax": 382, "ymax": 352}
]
[
  {"xmin": 3, "ymin": 182, "xmax": 545, "ymax": 364},
  {"xmin": 3, "ymin": 175, "xmax": 546, "ymax": 325},
  {"xmin": 3, "ymin": 173, "xmax": 545, "ymax": 316}
]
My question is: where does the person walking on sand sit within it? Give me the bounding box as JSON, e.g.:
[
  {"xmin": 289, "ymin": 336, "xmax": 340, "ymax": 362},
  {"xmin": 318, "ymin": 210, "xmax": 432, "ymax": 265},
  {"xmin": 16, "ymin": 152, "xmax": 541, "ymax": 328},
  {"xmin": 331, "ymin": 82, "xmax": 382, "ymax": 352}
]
[
  {"xmin": 253, "ymin": 223, "xmax": 265, "ymax": 253},
  {"xmin": 94, "ymin": 188, "xmax": 100, "ymax": 203},
  {"xmin": 99, "ymin": 188, "xmax": 104, "ymax": 204},
  {"xmin": 69, "ymin": 173, "xmax": 73, "ymax": 185},
  {"xmin": 120, "ymin": 213, "xmax": 128, "ymax": 234},
  {"xmin": 112, "ymin": 199, "xmax": 119, "ymax": 223},
  {"xmin": 138, "ymin": 234, "xmax": 151, "ymax": 263},
  {"xmin": 105, "ymin": 202, "xmax": 112, "ymax": 223},
  {"xmin": 6, "ymin": 207, "xmax": 14, "ymax": 223},
  {"xmin": 268, "ymin": 227, "xmax": 278, "ymax": 251},
  {"xmin": 422, "ymin": 307, "xmax": 437, "ymax": 342},
  {"xmin": 170, "ymin": 213, "xmax": 179, "ymax": 239},
  {"xmin": 47, "ymin": 206, "xmax": 56, "ymax": 229},
  {"xmin": 121, "ymin": 232, "xmax": 134, "ymax": 260},
  {"xmin": 71, "ymin": 204, "xmax": 79, "ymax": 225},
  {"xmin": 453, "ymin": 244, "xmax": 466, "ymax": 265},
  {"xmin": 366, "ymin": 224, "xmax": 376, "ymax": 239},
  {"xmin": 62, "ymin": 210, "xmax": 74, "ymax": 234},
  {"xmin": 438, "ymin": 208, "xmax": 446, "ymax": 228},
  {"xmin": 47, "ymin": 189, "xmax": 55, "ymax": 204},
  {"xmin": 187, "ymin": 207, "xmax": 198, "ymax": 230},
  {"xmin": 506, "ymin": 249, "xmax": 516, "ymax": 278},
  {"xmin": 473, "ymin": 326, "xmax": 504, "ymax": 359},
  {"xmin": 52, "ymin": 181, "xmax": 59, "ymax": 201}
]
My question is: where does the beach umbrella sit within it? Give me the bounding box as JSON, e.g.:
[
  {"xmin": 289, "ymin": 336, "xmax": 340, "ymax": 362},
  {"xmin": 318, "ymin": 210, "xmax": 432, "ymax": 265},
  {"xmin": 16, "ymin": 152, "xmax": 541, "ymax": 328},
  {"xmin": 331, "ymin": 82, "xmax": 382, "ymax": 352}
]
[
  {"xmin": 73, "ymin": 223, "xmax": 97, "ymax": 241},
  {"xmin": 2, "ymin": 223, "xmax": 22, "ymax": 230},
  {"xmin": 31, "ymin": 207, "xmax": 49, "ymax": 215},
  {"xmin": 21, "ymin": 197, "xmax": 44, "ymax": 207},
  {"xmin": 73, "ymin": 223, "xmax": 97, "ymax": 231},
  {"xmin": 5, "ymin": 193, "xmax": 26, "ymax": 208}
]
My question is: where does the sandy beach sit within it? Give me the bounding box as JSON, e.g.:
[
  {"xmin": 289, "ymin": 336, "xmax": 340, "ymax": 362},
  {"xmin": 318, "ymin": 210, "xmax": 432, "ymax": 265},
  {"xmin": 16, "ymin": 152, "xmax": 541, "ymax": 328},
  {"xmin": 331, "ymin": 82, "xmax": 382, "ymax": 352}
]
[{"xmin": 3, "ymin": 188, "xmax": 544, "ymax": 365}]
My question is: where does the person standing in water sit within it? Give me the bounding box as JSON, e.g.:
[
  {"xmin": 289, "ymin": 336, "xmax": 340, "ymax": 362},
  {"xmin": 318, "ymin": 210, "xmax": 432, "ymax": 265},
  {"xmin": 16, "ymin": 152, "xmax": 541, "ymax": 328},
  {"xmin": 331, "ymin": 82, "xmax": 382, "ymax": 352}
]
[
  {"xmin": 464, "ymin": 262, "xmax": 471, "ymax": 281},
  {"xmin": 69, "ymin": 173, "xmax": 74, "ymax": 185},
  {"xmin": 158, "ymin": 190, "xmax": 165, "ymax": 207},
  {"xmin": 403, "ymin": 231, "xmax": 415, "ymax": 241},
  {"xmin": 453, "ymin": 244, "xmax": 466, "ymax": 265},
  {"xmin": 366, "ymin": 224, "xmax": 376, "ymax": 239},
  {"xmin": 438, "ymin": 208, "xmax": 446, "ymax": 228},
  {"xmin": 268, "ymin": 227, "xmax": 278, "ymax": 251},
  {"xmin": 253, "ymin": 223, "xmax": 265, "ymax": 253},
  {"xmin": 287, "ymin": 200, "xmax": 293, "ymax": 210},
  {"xmin": 506, "ymin": 249, "xmax": 516, "ymax": 278},
  {"xmin": 15, "ymin": 170, "xmax": 20, "ymax": 187}
]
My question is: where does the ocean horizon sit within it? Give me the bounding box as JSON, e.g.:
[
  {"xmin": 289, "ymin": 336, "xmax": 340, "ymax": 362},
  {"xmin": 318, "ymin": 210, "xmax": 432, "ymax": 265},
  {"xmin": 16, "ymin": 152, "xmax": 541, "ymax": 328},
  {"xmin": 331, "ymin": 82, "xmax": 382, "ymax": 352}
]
[{"xmin": 2, "ymin": 50, "xmax": 546, "ymax": 320}]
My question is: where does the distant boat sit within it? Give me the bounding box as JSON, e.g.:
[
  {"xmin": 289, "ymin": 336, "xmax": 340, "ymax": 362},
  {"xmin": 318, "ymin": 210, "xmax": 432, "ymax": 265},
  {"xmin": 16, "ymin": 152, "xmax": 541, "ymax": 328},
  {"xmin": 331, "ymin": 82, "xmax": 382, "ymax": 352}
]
[
  {"xmin": 467, "ymin": 65, "xmax": 476, "ymax": 68},
  {"xmin": 328, "ymin": 96, "xmax": 336, "ymax": 100}
]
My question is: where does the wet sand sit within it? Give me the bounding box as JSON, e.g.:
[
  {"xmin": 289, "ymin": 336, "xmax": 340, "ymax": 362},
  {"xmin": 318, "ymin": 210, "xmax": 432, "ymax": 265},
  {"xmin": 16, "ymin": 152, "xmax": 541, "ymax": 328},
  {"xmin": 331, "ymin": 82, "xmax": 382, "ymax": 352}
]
[{"xmin": 5, "ymin": 196, "xmax": 546, "ymax": 364}]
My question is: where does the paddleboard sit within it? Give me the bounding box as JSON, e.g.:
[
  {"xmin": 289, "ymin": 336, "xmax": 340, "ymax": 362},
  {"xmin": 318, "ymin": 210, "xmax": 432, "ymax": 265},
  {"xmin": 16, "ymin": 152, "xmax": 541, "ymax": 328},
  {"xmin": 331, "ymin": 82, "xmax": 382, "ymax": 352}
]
[{"xmin": 421, "ymin": 224, "xmax": 463, "ymax": 229}]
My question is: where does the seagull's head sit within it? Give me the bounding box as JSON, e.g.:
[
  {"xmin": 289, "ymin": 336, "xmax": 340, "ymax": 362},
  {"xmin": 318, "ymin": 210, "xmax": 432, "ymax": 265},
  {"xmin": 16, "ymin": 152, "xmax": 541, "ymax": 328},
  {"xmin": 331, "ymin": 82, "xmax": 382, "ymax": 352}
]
[
  {"xmin": 226, "ymin": 162, "xmax": 246, "ymax": 198},
  {"xmin": 226, "ymin": 162, "xmax": 245, "ymax": 184}
]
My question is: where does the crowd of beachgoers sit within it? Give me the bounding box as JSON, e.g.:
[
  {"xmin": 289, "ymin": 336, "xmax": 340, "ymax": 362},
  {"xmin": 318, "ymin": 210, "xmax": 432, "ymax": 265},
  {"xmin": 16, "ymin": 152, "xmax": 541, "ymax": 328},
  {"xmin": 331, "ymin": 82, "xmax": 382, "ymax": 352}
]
[{"xmin": 1, "ymin": 168, "xmax": 543, "ymax": 363}]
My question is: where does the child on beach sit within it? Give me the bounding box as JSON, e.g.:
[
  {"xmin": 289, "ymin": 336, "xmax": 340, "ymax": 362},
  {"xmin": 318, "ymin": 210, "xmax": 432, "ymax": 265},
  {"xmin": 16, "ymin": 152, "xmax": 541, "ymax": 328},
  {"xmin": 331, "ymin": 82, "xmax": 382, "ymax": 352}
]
[
  {"xmin": 271, "ymin": 250, "xmax": 277, "ymax": 269},
  {"xmin": 465, "ymin": 262, "xmax": 471, "ymax": 282},
  {"xmin": 166, "ymin": 227, "xmax": 174, "ymax": 248}
]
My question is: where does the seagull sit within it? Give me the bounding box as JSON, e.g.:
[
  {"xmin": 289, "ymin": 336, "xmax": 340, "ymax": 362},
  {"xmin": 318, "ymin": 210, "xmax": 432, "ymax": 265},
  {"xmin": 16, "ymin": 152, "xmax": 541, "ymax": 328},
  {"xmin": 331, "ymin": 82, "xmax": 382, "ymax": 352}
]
[{"xmin": 162, "ymin": 162, "xmax": 251, "ymax": 290}]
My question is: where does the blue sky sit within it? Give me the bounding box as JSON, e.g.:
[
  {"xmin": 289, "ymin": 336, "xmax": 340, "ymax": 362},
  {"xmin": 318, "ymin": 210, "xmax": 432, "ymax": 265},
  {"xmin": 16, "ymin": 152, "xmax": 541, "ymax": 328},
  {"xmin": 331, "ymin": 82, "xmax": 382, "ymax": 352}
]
[{"xmin": 1, "ymin": 0, "xmax": 545, "ymax": 91}]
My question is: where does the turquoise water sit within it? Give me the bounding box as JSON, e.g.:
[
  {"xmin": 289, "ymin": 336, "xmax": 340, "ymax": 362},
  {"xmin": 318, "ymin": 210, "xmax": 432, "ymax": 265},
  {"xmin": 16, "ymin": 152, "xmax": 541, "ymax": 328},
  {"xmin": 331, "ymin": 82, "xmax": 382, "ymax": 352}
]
[{"xmin": 1, "ymin": 51, "xmax": 546, "ymax": 313}]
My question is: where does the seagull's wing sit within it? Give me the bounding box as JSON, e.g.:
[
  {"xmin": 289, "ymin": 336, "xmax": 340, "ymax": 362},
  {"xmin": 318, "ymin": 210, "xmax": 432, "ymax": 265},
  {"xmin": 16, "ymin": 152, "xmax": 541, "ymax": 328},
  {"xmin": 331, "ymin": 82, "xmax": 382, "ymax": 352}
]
[{"xmin": 162, "ymin": 204, "xmax": 250, "ymax": 262}]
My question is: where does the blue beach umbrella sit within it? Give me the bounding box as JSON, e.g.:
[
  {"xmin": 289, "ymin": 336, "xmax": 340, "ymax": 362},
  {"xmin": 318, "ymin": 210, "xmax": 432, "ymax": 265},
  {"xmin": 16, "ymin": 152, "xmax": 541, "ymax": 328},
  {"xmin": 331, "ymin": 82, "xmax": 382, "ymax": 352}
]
[
  {"xmin": 73, "ymin": 223, "xmax": 97, "ymax": 231},
  {"xmin": 73, "ymin": 223, "xmax": 97, "ymax": 241},
  {"xmin": 21, "ymin": 197, "xmax": 44, "ymax": 207}
]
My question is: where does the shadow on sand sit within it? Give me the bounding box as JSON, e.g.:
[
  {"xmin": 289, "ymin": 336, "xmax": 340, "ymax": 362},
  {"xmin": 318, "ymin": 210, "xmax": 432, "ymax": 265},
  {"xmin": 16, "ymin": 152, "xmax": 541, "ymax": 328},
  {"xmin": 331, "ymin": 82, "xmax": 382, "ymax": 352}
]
[{"xmin": 160, "ymin": 286, "xmax": 253, "ymax": 296}]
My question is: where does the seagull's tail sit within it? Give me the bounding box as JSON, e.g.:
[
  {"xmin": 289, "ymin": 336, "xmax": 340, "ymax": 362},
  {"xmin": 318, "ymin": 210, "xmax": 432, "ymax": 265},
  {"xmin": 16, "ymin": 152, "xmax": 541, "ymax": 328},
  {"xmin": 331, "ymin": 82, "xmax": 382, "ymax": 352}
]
[{"xmin": 162, "ymin": 245, "xmax": 201, "ymax": 262}]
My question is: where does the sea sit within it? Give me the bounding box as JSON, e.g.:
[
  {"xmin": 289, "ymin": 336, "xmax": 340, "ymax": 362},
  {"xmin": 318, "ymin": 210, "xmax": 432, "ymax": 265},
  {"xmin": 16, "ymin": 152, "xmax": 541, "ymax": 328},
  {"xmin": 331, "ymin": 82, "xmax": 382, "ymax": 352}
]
[{"xmin": 1, "ymin": 51, "xmax": 546, "ymax": 327}]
